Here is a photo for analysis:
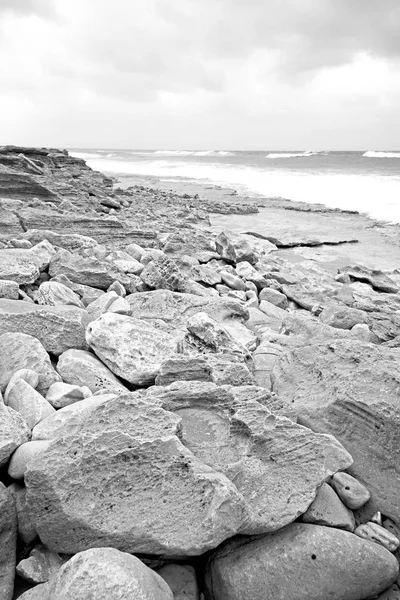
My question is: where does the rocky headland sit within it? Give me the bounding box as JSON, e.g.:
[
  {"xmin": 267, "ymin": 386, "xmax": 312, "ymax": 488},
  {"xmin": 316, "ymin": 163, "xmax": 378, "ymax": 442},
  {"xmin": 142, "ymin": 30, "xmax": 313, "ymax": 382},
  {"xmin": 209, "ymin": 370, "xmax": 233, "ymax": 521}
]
[{"xmin": 0, "ymin": 145, "xmax": 400, "ymax": 599}]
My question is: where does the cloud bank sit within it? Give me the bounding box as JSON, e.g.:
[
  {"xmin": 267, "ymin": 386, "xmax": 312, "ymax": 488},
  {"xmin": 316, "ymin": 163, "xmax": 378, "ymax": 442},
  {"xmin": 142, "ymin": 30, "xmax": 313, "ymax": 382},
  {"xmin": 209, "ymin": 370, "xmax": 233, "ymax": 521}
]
[{"xmin": 0, "ymin": 0, "xmax": 399, "ymax": 148}]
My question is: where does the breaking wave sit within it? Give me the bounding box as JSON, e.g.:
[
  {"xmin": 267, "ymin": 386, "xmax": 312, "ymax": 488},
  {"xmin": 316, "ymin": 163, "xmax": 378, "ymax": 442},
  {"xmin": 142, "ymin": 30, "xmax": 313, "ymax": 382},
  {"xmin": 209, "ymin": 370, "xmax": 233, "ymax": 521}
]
[
  {"xmin": 363, "ymin": 151, "xmax": 400, "ymax": 158},
  {"xmin": 266, "ymin": 151, "xmax": 322, "ymax": 159},
  {"xmin": 153, "ymin": 150, "xmax": 234, "ymax": 157}
]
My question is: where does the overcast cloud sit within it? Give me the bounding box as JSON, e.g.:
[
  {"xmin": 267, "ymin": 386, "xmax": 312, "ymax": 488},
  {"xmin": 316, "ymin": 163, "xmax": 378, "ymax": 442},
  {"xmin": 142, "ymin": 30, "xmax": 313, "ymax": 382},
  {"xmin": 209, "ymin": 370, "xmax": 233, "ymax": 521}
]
[{"xmin": 0, "ymin": 0, "xmax": 399, "ymax": 149}]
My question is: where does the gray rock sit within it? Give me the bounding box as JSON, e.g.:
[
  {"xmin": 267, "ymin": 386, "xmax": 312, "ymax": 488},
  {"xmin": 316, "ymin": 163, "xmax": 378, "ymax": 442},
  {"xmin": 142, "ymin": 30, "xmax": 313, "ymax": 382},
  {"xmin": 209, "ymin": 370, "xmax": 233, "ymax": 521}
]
[
  {"xmin": 301, "ymin": 482, "xmax": 355, "ymax": 531},
  {"xmin": 25, "ymin": 395, "xmax": 246, "ymax": 556},
  {"xmin": 49, "ymin": 248, "xmax": 130, "ymax": 290},
  {"xmin": 157, "ymin": 565, "xmax": 199, "ymax": 600},
  {"xmin": 0, "ymin": 299, "xmax": 90, "ymax": 355},
  {"xmin": 272, "ymin": 340, "xmax": 400, "ymax": 524},
  {"xmin": 155, "ymin": 357, "xmax": 213, "ymax": 386},
  {"xmin": 18, "ymin": 547, "xmax": 173, "ymax": 600},
  {"xmin": 0, "ymin": 402, "xmax": 30, "ymax": 467},
  {"xmin": 215, "ymin": 230, "xmax": 256, "ymax": 265},
  {"xmin": 8, "ymin": 440, "xmax": 51, "ymax": 480},
  {"xmin": 56, "ymin": 349, "xmax": 127, "ymax": 395},
  {"xmin": 143, "ymin": 381, "xmax": 352, "ymax": 534},
  {"xmin": 4, "ymin": 368, "xmax": 39, "ymax": 402},
  {"xmin": 34, "ymin": 281, "xmax": 84, "ymax": 308},
  {"xmin": 259, "ymin": 287, "xmax": 288, "ymax": 309},
  {"xmin": 6, "ymin": 379, "xmax": 55, "ymax": 429},
  {"xmin": 355, "ymin": 522, "xmax": 400, "ymax": 553},
  {"xmin": 331, "ymin": 471, "xmax": 371, "ymax": 509},
  {"xmin": 45, "ymin": 382, "xmax": 92, "ymax": 409},
  {"xmin": 16, "ymin": 544, "xmax": 67, "ymax": 584},
  {"xmin": 339, "ymin": 265, "xmax": 399, "ymax": 293},
  {"xmin": 220, "ymin": 270, "xmax": 246, "ymax": 291},
  {"xmin": 319, "ymin": 305, "xmax": 368, "ymax": 329},
  {"xmin": 85, "ymin": 291, "xmax": 131, "ymax": 320},
  {"xmin": 0, "ymin": 279, "xmax": 19, "ymax": 299},
  {"xmin": 14, "ymin": 486, "xmax": 37, "ymax": 545},
  {"xmin": 0, "ymin": 484, "xmax": 17, "ymax": 600},
  {"xmin": 86, "ymin": 313, "xmax": 180, "ymax": 386},
  {"xmin": 205, "ymin": 523, "xmax": 399, "ymax": 600}
]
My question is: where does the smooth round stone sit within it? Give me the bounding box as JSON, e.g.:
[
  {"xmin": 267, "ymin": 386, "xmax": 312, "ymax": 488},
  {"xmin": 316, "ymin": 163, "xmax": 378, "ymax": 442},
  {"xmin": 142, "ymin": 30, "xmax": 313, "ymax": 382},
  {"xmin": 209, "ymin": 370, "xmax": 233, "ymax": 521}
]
[
  {"xmin": 45, "ymin": 382, "xmax": 92, "ymax": 408},
  {"xmin": 331, "ymin": 472, "xmax": 371, "ymax": 509},
  {"xmin": 8, "ymin": 441, "xmax": 51, "ymax": 480},
  {"xmin": 355, "ymin": 522, "xmax": 400, "ymax": 553},
  {"xmin": 205, "ymin": 523, "xmax": 399, "ymax": 600}
]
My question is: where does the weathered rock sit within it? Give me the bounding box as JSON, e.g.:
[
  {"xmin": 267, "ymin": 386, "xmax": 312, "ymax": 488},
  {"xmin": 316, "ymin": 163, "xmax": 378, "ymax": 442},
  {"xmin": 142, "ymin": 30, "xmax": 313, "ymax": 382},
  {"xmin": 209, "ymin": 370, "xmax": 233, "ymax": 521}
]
[
  {"xmin": 8, "ymin": 440, "xmax": 51, "ymax": 479},
  {"xmin": 190, "ymin": 264, "xmax": 221, "ymax": 286},
  {"xmin": 155, "ymin": 356, "xmax": 213, "ymax": 386},
  {"xmin": 31, "ymin": 395, "xmax": 115, "ymax": 441},
  {"xmin": 331, "ymin": 471, "xmax": 371, "ymax": 509},
  {"xmin": 301, "ymin": 482, "xmax": 355, "ymax": 531},
  {"xmin": 49, "ymin": 248, "xmax": 130, "ymax": 290},
  {"xmin": 143, "ymin": 381, "xmax": 352, "ymax": 534},
  {"xmin": 319, "ymin": 305, "xmax": 368, "ymax": 329},
  {"xmin": 0, "ymin": 402, "xmax": 30, "ymax": 467},
  {"xmin": 235, "ymin": 260, "xmax": 268, "ymax": 288},
  {"xmin": 45, "ymin": 382, "xmax": 92, "ymax": 409},
  {"xmin": 6, "ymin": 379, "xmax": 55, "ymax": 429},
  {"xmin": 85, "ymin": 290, "xmax": 131, "ymax": 320},
  {"xmin": 34, "ymin": 281, "xmax": 84, "ymax": 308},
  {"xmin": 56, "ymin": 349, "xmax": 127, "ymax": 395},
  {"xmin": 205, "ymin": 523, "xmax": 399, "ymax": 600},
  {"xmin": 258, "ymin": 301, "xmax": 286, "ymax": 331},
  {"xmin": 0, "ymin": 279, "xmax": 19, "ymax": 299},
  {"xmin": 51, "ymin": 274, "xmax": 105, "ymax": 306},
  {"xmin": 220, "ymin": 270, "xmax": 246, "ymax": 291},
  {"xmin": 16, "ymin": 544, "xmax": 67, "ymax": 584},
  {"xmin": 158, "ymin": 564, "xmax": 199, "ymax": 600},
  {"xmin": 0, "ymin": 484, "xmax": 17, "ymax": 600},
  {"xmin": 140, "ymin": 254, "xmax": 189, "ymax": 292},
  {"xmin": 86, "ymin": 313, "xmax": 180, "ymax": 385},
  {"xmin": 339, "ymin": 265, "xmax": 399, "ymax": 293},
  {"xmin": 215, "ymin": 230, "xmax": 256, "ymax": 265},
  {"xmin": 14, "ymin": 486, "xmax": 37, "ymax": 544},
  {"xmin": 0, "ymin": 248, "xmax": 40, "ymax": 284},
  {"xmin": 25, "ymin": 394, "xmax": 246, "ymax": 556},
  {"xmin": 0, "ymin": 299, "xmax": 90, "ymax": 355},
  {"xmin": 4, "ymin": 368, "xmax": 39, "ymax": 402},
  {"xmin": 182, "ymin": 312, "xmax": 250, "ymax": 360},
  {"xmin": 259, "ymin": 287, "xmax": 288, "ymax": 309},
  {"xmin": 0, "ymin": 333, "xmax": 60, "ymax": 394},
  {"xmin": 206, "ymin": 354, "xmax": 254, "ymax": 386},
  {"xmin": 18, "ymin": 547, "xmax": 173, "ymax": 600},
  {"xmin": 272, "ymin": 340, "xmax": 400, "ymax": 523},
  {"xmin": 22, "ymin": 229, "xmax": 101, "ymax": 254},
  {"xmin": 355, "ymin": 522, "xmax": 400, "ymax": 553}
]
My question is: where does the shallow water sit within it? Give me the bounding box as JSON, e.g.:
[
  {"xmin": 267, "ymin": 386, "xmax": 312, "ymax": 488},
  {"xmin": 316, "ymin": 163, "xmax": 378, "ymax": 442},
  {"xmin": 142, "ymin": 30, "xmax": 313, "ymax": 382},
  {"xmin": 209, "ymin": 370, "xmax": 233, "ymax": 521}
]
[{"xmin": 70, "ymin": 149, "xmax": 400, "ymax": 223}]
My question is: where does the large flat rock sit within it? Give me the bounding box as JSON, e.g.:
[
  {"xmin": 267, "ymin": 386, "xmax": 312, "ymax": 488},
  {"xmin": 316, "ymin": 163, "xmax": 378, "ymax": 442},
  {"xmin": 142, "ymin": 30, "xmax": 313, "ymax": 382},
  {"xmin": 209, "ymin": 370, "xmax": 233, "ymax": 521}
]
[
  {"xmin": 0, "ymin": 299, "xmax": 90, "ymax": 355},
  {"xmin": 272, "ymin": 340, "xmax": 400, "ymax": 523}
]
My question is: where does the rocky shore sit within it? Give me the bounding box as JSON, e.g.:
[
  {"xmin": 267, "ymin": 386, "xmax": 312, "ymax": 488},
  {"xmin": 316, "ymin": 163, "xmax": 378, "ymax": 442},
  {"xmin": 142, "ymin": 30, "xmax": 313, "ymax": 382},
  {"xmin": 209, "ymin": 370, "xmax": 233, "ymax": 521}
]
[{"xmin": 1, "ymin": 144, "xmax": 400, "ymax": 599}]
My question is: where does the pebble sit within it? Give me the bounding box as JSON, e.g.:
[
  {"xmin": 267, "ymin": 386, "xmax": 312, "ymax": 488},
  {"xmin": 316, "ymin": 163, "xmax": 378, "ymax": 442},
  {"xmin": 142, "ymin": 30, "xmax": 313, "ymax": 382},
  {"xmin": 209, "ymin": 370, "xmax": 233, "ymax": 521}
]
[
  {"xmin": 331, "ymin": 472, "xmax": 371, "ymax": 509},
  {"xmin": 355, "ymin": 522, "xmax": 400, "ymax": 553}
]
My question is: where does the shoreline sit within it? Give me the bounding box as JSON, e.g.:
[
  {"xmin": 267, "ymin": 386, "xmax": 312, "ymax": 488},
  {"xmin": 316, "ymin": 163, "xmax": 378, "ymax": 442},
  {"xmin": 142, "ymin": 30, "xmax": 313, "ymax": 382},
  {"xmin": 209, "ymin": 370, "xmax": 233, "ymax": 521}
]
[{"xmin": 111, "ymin": 170, "xmax": 400, "ymax": 275}]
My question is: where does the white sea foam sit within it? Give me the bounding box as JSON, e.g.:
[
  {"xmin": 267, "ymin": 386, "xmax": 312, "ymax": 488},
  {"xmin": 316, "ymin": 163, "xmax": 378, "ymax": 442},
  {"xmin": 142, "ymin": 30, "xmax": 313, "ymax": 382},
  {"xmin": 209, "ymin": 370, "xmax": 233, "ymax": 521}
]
[
  {"xmin": 363, "ymin": 151, "xmax": 400, "ymax": 158},
  {"xmin": 266, "ymin": 151, "xmax": 321, "ymax": 159},
  {"xmin": 153, "ymin": 150, "xmax": 234, "ymax": 157},
  {"xmin": 85, "ymin": 157, "xmax": 400, "ymax": 223},
  {"xmin": 70, "ymin": 151, "xmax": 101, "ymax": 160}
]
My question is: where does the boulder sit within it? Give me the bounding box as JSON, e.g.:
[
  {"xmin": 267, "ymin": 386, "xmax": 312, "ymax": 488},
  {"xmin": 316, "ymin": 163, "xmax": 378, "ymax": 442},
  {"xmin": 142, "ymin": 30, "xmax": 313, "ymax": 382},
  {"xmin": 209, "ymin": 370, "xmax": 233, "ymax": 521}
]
[
  {"xmin": 49, "ymin": 248, "xmax": 130, "ymax": 290},
  {"xmin": 0, "ymin": 248, "xmax": 40, "ymax": 284},
  {"xmin": 140, "ymin": 254, "xmax": 189, "ymax": 292},
  {"xmin": 0, "ymin": 299, "xmax": 90, "ymax": 355},
  {"xmin": 0, "ymin": 333, "xmax": 60, "ymax": 394},
  {"xmin": 56, "ymin": 349, "xmax": 127, "ymax": 395},
  {"xmin": 86, "ymin": 313, "xmax": 180, "ymax": 386},
  {"xmin": 215, "ymin": 230, "xmax": 256, "ymax": 265},
  {"xmin": 272, "ymin": 340, "xmax": 400, "ymax": 524},
  {"xmin": 155, "ymin": 357, "xmax": 213, "ymax": 386},
  {"xmin": 143, "ymin": 381, "xmax": 352, "ymax": 534},
  {"xmin": 34, "ymin": 281, "xmax": 84, "ymax": 308},
  {"xmin": 190, "ymin": 264, "xmax": 221, "ymax": 286},
  {"xmin": 25, "ymin": 394, "xmax": 246, "ymax": 556},
  {"xmin": 8, "ymin": 440, "xmax": 51, "ymax": 480},
  {"xmin": 16, "ymin": 544, "xmax": 67, "ymax": 584},
  {"xmin": 0, "ymin": 484, "xmax": 17, "ymax": 600},
  {"xmin": 4, "ymin": 368, "xmax": 39, "ymax": 402},
  {"xmin": 6, "ymin": 379, "xmax": 55, "ymax": 429},
  {"xmin": 31, "ymin": 394, "xmax": 115, "ymax": 441},
  {"xmin": 205, "ymin": 523, "xmax": 399, "ymax": 600},
  {"xmin": 85, "ymin": 291, "xmax": 131, "ymax": 320},
  {"xmin": 339, "ymin": 265, "xmax": 399, "ymax": 293},
  {"xmin": 182, "ymin": 312, "xmax": 251, "ymax": 359},
  {"xmin": 0, "ymin": 402, "xmax": 30, "ymax": 467},
  {"xmin": 18, "ymin": 547, "xmax": 173, "ymax": 600},
  {"xmin": 0, "ymin": 279, "xmax": 19, "ymax": 299},
  {"xmin": 45, "ymin": 382, "xmax": 92, "ymax": 409},
  {"xmin": 301, "ymin": 482, "xmax": 355, "ymax": 531},
  {"xmin": 319, "ymin": 305, "xmax": 368, "ymax": 329},
  {"xmin": 259, "ymin": 287, "xmax": 288, "ymax": 309},
  {"xmin": 157, "ymin": 565, "xmax": 199, "ymax": 600}
]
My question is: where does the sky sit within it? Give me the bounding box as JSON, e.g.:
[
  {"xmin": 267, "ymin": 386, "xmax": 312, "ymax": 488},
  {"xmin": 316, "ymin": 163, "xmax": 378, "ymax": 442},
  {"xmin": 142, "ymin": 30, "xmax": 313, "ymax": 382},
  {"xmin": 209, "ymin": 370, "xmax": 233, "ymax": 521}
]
[{"xmin": 0, "ymin": 0, "xmax": 399, "ymax": 150}]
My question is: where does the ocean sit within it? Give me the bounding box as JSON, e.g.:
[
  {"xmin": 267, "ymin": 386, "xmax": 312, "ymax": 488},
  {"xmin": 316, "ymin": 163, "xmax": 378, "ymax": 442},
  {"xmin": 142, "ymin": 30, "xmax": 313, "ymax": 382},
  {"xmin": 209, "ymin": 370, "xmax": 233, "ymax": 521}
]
[{"xmin": 69, "ymin": 149, "xmax": 400, "ymax": 224}]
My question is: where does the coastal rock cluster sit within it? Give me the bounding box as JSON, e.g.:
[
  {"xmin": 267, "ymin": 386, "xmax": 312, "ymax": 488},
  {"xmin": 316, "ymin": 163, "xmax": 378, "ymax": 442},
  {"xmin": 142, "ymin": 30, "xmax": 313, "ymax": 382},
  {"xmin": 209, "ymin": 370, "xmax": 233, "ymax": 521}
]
[{"xmin": 1, "ymin": 146, "xmax": 400, "ymax": 599}]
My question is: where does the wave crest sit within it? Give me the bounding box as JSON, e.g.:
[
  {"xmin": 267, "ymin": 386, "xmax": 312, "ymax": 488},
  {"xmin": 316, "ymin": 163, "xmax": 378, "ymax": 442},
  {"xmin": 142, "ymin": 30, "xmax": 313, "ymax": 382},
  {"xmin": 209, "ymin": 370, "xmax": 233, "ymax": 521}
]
[
  {"xmin": 266, "ymin": 151, "xmax": 321, "ymax": 159},
  {"xmin": 153, "ymin": 150, "xmax": 233, "ymax": 157},
  {"xmin": 363, "ymin": 151, "xmax": 400, "ymax": 158}
]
